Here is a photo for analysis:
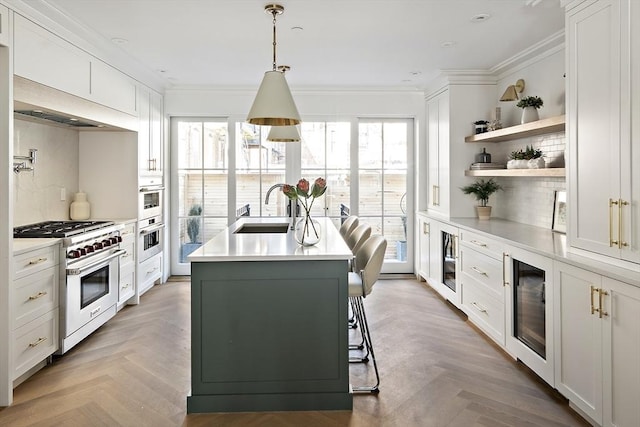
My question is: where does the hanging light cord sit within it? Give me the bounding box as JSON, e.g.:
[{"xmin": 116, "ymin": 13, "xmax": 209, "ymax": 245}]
[{"xmin": 271, "ymin": 10, "xmax": 278, "ymax": 71}]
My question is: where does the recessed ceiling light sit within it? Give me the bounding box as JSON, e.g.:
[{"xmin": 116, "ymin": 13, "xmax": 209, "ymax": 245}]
[
  {"xmin": 441, "ymin": 41, "xmax": 456, "ymax": 48},
  {"xmin": 410, "ymin": 71, "xmax": 422, "ymax": 76},
  {"xmin": 471, "ymin": 13, "xmax": 491, "ymax": 23},
  {"xmin": 69, "ymin": 118, "xmax": 78, "ymax": 122},
  {"xmin": 291, "ymin": 26, "xmax": 303, "ymax": 31},
  {"xmin": 111, "ymin": 37, "xmax": 129, "ymax": 44}
]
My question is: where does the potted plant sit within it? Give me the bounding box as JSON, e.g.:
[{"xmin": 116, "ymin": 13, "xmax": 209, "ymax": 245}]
[
  {"xmin": 516, "ymin": 96, "xmax": 543, "ymax": 124},
  {"xmin": 181, "ymin": 204, "xmax": 203, "ymax": 262},
  {"xmin": 461, "ymin": 178, "xmax": 503, "ymax": 220},
  {"xmin": 507, "ymin": 145, "xmax": 544, "ymax": 169}
]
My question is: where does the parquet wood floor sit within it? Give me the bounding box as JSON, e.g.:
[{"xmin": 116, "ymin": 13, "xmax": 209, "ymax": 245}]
[{"xmin": 0, "ymin": 277, "xmax": 590, "ymax": 427}]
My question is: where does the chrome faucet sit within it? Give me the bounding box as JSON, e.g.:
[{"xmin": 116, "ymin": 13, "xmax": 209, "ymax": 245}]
[
  {"xmin": 264, "ymin": 183, "xmax": 297, "ymax": 230},
  {"xmin": 264, "ymin": 183, "xmax": 286, "ymax": 205}
]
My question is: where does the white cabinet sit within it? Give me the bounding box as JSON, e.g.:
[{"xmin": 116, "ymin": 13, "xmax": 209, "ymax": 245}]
[
  {"xmin": 138, "ymin": 252, "xmax": 162, "ymax": 297},
  {"xmin": 567, "ymin": 0, "xmax": 640, "ymax": 265},
  {"xmin": 416, "ymin": 214, "xmax": 431, "ymax": 280},
  {"xmin": 138, "ymin": 86, "xmax": 164, "ymax": 177},
  {"xmin": 554, "ymin": 261, "xmax": 640, "ymax": 427},
  {"xmin": 14, "ymin": 14, "xmax": 91, "ymax": 99},
  {"xmin": 459, "ymin": 230, "xmax": 506, "ymax": 346},
  {"xmin": 11, "ymin": 243, "xmax": 60, "ymax": 382},
  {"xmin": 117, "ymin": 221, "xmax": 137, "ymax": 308},
  {"xmin": 427, "ymin": 91, "xmax": 449, "ymax": 214},
  {"xmin": 90, "ymin": 60, "xmax": 137, "ymax": 115},
  {"xmin": 0, "ymin": 4, "xmax": 9, "ymax": 47}
]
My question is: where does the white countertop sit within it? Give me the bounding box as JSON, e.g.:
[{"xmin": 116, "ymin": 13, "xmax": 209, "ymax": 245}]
[
  {"xmin": 188, "ymin": 217, "xmax": 353, "ymax": 262},
  {"xmin": 419, "ymin": 213, "xmax": 640, "ymax": 288}
]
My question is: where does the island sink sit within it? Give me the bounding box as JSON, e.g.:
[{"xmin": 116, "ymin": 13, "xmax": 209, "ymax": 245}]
[{"xmin": 234, "ymin": 222, "xmax": 289, "ymax": 234}]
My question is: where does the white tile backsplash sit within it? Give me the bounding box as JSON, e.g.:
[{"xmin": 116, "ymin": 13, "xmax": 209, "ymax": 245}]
[
  {"xmin": 13, "ymin": 119, "xmax": 79, "ymax": 226},
  {"xmin": 481, "ymin": 133, "xmax": 566, "ymax": 229}
]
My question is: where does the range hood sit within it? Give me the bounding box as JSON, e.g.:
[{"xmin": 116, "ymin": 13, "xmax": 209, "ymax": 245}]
[
  {"xmin": 13, "ymin": 76, "xmax": 138, "ymax": 132},
  {"xmin": 14, "ymin": 109, "xmax": 102, "ymax": 128}
]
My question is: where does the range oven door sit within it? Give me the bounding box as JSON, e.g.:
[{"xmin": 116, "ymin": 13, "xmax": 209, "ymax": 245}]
[
  {"xmin": 139, "ymin": 185, "xmax": 163, "ymax": 220},
  {"xmin": 63, "ymin": 249, "xmax": 122, "ymax": 342}
]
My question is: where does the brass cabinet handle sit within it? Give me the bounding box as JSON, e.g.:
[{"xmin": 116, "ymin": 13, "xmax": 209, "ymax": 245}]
[
  {"xmin": 28, "ymin": 337, "xmax": 47, "ymax": 348},
  {"xmin": 470, "ymin": 240, "xmax": 487, "ymax": 247},
  {"xmin": 423, "ymin": 222, "xmax": 430, "ymax": 234},
  {"xmin": 121, "ymin": 283, "xmax": 130, "ymax": 289},
  {"xmin": 27, "ymin": 257, "xmax": 47, "ymax": 266},
  {"xmin": 432, "ymin": 185, "xmax": 439, "ymax": 206},
  {"xmin": 28, "ymin": 291, "xmax": 47, "ymax": 301},
  {"xmin": 609, "ymin": 198, "xmax": 619, "ymax": 247},
  {"xmin": 590, "ymin": 285, "xmax": 597, "ymax": 315},
  {"xmin": 598, "ymin": 288, "xmax": 609, "ymax": 318},
  {"xmin": 471, "ymin": 266, "xmax": 488, "ymax": 276},
  {"xmin": 471, "ymin": 302, "xmax": 487, "ymax": 314},
  {"xmin": 454, "ymin": 235, "xmax": 459, "ymax": 260},
  {"xmin": 502, "ymin": 252, "xmax": 509, "ymax": 286},
  {"xmin": 619, "ymin": 199, "xmax": 629, "ymax": 248}
]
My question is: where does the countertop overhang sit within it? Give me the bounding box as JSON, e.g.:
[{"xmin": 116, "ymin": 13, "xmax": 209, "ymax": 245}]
[{"xmin": 187, "ymin": 217, "xmax": 353, "ymax": 262}]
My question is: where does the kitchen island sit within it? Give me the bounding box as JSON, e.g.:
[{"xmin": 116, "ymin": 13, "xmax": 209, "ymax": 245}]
[{"xmin": 186, "ymin": 217, "xmax": 353, "ymax": 413}]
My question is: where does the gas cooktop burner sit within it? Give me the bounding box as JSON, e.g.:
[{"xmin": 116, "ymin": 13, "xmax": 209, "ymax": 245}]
[{"xmin": 13, "ymin": 220, "xmax": 116, "ymax": 238}]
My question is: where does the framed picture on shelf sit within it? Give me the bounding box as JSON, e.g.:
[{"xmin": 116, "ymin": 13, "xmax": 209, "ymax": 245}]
[{"xmin": 552, "ymin": 190, "xmax": 567, "ymax": 233}]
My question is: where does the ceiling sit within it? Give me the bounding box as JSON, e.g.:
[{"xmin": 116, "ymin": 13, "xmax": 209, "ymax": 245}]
[{"xmin": 28, "ymin": 0, "xmax": 565, "ymax": 90}]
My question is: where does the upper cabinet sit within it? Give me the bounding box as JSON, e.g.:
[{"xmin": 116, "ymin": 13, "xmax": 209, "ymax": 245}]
[
  {"xmin": 138, "ymin": 86, "xmax": 163, "ymax": 178},
  {"xmin": 425, "ymin": 81, "xmax": 495, "ymax": 217},
  {"xmin": 13, "ymin": 14, "xmax": 138, "ymax": 116},
  {"xmin": 0, "ymin": 4, "xmax": 9, "ymax": 47},
  {"xmin": 14, "ymin": 15, "xmax": 91, "ymax": 99},
  {"xmin": 566, "ymin": 0, "xmax": 639, "ymax": 265}
]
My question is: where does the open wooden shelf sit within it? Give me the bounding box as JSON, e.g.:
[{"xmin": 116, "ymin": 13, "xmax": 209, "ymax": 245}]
[
  {"xmin": 465, "ymin": 168, "xmax": 566, "ymax": 177},
  {"xmin": 465, "ymin": 115, "xmax": 566, "ymax": 143}
]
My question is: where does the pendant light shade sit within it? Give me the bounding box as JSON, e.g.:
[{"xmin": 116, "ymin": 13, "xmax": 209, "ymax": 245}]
[
  {"xmin": 247, "ymin": 71, "xmax": 301, "ymax": 126},
  {"xmin": 267, "ymin": 124, "xmax": 301, "ymax": 142},
  {"xmin": 247, "ymin": 4, "xmax": 301, "ymax": 126}
]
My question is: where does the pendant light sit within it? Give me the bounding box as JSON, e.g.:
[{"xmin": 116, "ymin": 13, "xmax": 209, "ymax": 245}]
[
  {"xmin": 247, "ymin": 4, "xmax": 301, "ymax": 126},
  {"xmin": 266, "ymin": 66, "xmax": 301, "ymax": 142}
]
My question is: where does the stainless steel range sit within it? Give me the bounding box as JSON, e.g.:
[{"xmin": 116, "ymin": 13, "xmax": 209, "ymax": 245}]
[{"xmin": 14, "ymin": 220, "xmax": 125, "ymax": 354}]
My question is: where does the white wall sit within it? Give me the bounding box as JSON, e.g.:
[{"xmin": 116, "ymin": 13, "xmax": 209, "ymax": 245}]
[{"xmin": 13, "ymin": 119, "xmax": 79, "ymax": 225}]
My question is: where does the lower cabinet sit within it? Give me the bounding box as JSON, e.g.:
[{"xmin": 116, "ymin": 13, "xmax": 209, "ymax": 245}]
[
  {"xmin": 11, "ymin": 243, "xmax": 60, "ymax": 383},
  {"xmin": 138, "ymin": 252, "xmax": 162, "ymax": 297},
  {"xmin": 426, "ymin": 220, "xmax": 461, "ymax": 308},
  {"xmin": 416, "ymin": 214, "xmax": 430, "ymax": 280},
  {"xmin": 554, "ymin": 261, "xmax": 640, "ymax": 427},
  {"xmin": 117, "ymin": 221, "xmax": 137, "ymax": 309}
]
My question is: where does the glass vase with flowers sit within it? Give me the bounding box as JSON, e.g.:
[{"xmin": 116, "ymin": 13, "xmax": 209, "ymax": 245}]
[{"xmin": 283, "ymin": 178, "xmax": 327, "ymax": 246}]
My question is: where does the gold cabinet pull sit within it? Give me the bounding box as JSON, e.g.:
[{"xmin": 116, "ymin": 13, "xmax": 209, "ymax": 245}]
[
  {"xmin": 28, "ymin": 337, "xmax": 47, "ymax": 348},
  {"xmin": 28, "ymin": 291, "xmax": 47, "ymax": 301},
  {"xmin": 502, "ymin": 252, "xmax": 509, "ymax": 286},
  {"xmin": 598, "ymin": 288, "xmax": 609, "ymax": 318},
  {"xmin": 609, "ymin": 198, "xmax": 619, "ymax": 247},
  {"xmin": 619, "ymin": 199, "xmax": 629, "ymax": 248},
  {"xmin": 590, "ymin": 285, "xmax": 597, "ymax": 315},
  {"xmin": 470, "ymin": 240, "xmax": 487, "ymax": 247},
  {"xmin": 27, "ymin": 257, "xmax": 47, "ymax": 266},
  {"xmin": 471, "ymin": 266, "xmax": 488, "ymax": 276},
  {"xmin": 432, "ymin": 185, "xmax": 439, "ymax": 206},
  {"xmin": 423, "ymin": 222, "xmax": 430, "ymax": 235}
]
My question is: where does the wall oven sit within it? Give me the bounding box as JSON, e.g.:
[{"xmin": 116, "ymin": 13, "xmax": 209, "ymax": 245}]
[
  {"xmin": 139, "ymin": 184, "xmax": 164, "ymax": 220},
  {"xmin": 139, "ymin": 215, "xmax": 164, "ymax": 263}
]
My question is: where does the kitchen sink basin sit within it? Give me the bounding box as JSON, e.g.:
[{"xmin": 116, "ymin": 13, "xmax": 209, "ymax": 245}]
[{"xmin": 234, "ymin": 223, "xmax": 290, "ymax": 234}]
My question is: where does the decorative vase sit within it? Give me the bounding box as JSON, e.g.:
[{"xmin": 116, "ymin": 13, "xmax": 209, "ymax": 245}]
[
  {"xmin": 294, "ymin": 213, "xmax": 322, "ymax": 246},
  {"xmin": 70, "ymin": 192, "xmax": 91, "ymax": 220},
  {"xmin": 528, "ymin": 157, "xmax": 546, "ymax": 169},
  {"xmin": 507, "ymin": 159, "xmax": 529, "ymax": 169},
  {"xmin": 476, "ymin": 206, "xmax": 492, "ymax": 220},
  {"xmin": 521, "ymin": 107, "xmax": 539, "ymax": 124}
]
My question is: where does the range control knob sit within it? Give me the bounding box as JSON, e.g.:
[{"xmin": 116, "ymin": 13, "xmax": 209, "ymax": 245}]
[
  {"xmin": 102, "ymin": 239, "xmax": 111, "ymax": 247},
  {"xmin": 116, "ymin": 236, "xmax": 123, "ymax": 243},
  {"xmin": 78, "ymin": 247, "xmax": 87, "ymax": 256},
  {"xmin": 67, "ymin": 250, "xmax": 81, "ymax": 259},
  {"xmin": 93, "ymin": 242, "xmax": 103, "ymax": 250},
  {"xmin": 84, "ymin": 245, "xmax": 94, "ymax": 253},
  {"xmin": 109, "ymin": 237, "xmax": 119, "ymax": 245}
]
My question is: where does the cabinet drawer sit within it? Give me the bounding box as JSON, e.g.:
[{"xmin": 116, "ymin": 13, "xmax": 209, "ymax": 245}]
[
  {"xmin": 13, "ymin": 266, "xmax": 59, "ymax": 329},
  {"xmin": 13, "ymin": 245, "xmax": 60, "ymax": 280},
  {"xmin": 13, "ymin": 309, "xmax": 59, "ymax": 380},
  {"xmin": 459, "ymin": 229, "xmax": 504, "ymax": 260},
  {"xmin": 460, "ymin": 246, "xmax": 504, "ymax": 300},
  {"xmin": 462, "ymin": 277, "xmax": 505, "ymax": 346},
  {"xmin": 138, "ymin": 253, "xmax": 162, "ymax": 295},
  {"xmin": 119, "ymin": 264, "xmax": 136, "ymax": 304},
  {"xmin": 120, "ymin": 241, "xmax": 136, "ymax": 268}
]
